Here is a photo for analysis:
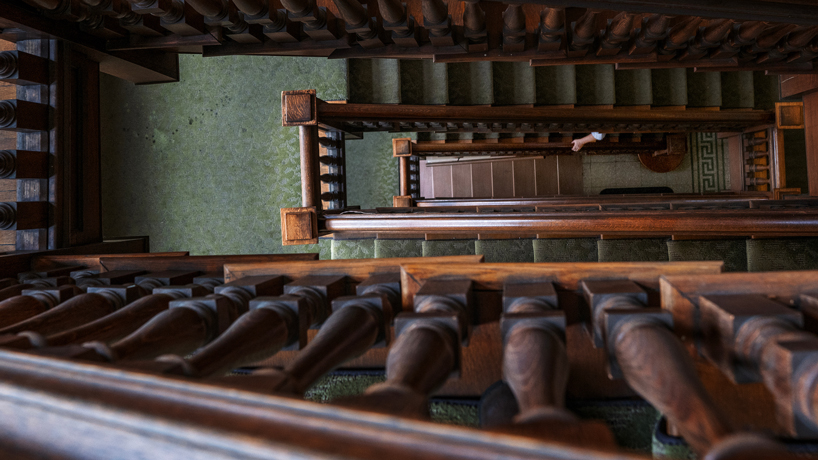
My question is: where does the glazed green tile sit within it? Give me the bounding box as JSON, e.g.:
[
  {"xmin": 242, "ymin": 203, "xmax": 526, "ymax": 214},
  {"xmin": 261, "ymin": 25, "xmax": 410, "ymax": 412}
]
[
  {"xmin": 667, "ymin": 239, "xmax": 748, "ymax": 272},
  {"xmin": 100, "ymin": 55, "xmax": 345, "ymax": 256},
  {"xmin": 720, "ymin": 71, "xmax": 754, "ymax": 109},
  {"xmin": 492, "ymin": 61, "xmax": 535, "ymax": 105},
  {"xmin": 400, "ymin": 59, "xmax": 448, "ymax": 105},
  {"xmin": 615, "ymin": 69, "xmax": 652, "ymax": 106},
  {"xmin": 423, "ymin": 240, "xmax": 476, "ymax": 257},
  {"xmin": 447, "ymin": 62, "xmax": 493, "ymax": 105},
  {"xmin": 747, "ymin": 238, "xmax": 818, "ymax": 272},
  {"xmin": 535, "ymin": 65, "xmax": 577, "ymax": 105},
  {"xmin": 331, "ymin": 239, "xmax": 375, "ymax": 259},
  {"xmin": 375, "ymin": 239, "xmax": 423, "ymax": 258},
  {"xmin": 575, "ymin": 64, "xmax": 616, "ymax": 105},
  {"xmin": 686, "ymin": 69, "xmax": 722, "ymax": 107},
  {"xmin": 475, "ymin": 239, "xmax": 534, "ymax": 262},
  {"xmin": 651, "ymin": 69, "xmax": 687, "ymax": 106},
  {"xmin": 534, "ymin": 238, "xmax": 598, "ymax": 262},
  {"xmin": 347, "ymin": 58, "xmax": 400, "ymax": 104},
  {"xmin": 598, "ymin": 239, "xmax": 669, "ymax": 262}
]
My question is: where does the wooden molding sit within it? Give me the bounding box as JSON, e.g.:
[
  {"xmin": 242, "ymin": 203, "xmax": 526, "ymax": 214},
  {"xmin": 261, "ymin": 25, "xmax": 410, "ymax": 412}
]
[
  {"xmin": 776, "ymin": 102, "xmax": 805, "ymax": 129},
  {"xmin": 392, "ymin": 138, "xmax": 413, "ymax": 157},
  {"xmin": 281, "ymin": 89, "xmax": 318, "ymax": 126},
  {"xmin": 280, "ymin": 206, "xmax": 319, "ymax": 245},
  {"xmin": 393, "ymin": 195, "xmax": 413, "ymax": 207}
]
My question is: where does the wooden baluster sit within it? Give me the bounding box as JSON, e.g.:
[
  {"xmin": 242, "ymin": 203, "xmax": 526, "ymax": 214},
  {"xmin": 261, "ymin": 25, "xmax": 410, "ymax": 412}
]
[
  {"xmin": 279, "ymin": 0, "xmax": 340, "ymax": 40},
  {"xmin": 378, "ymin": 0, "xmax": 417, "ymax": 46},
  {"xmin": 335, "ymin": 278, "xmax": 467, "ymax": 418},
  {"xmin": 660, "ymin": 16, "xmax": 703, "ymax": 55},
  {"xmin": 422, "ymin": 0, "xmax": 453, "ymax": 47},
  {"xmin": 742, "ymin": 23, "xmax": 799, "ymax": 58},
  {"xmin": 694, "ymin": 294, "xmax": 818, "ymax": 439},
  {"xmin": 502, "ymin": 4, "xmax": 525, "ymax": 53},
  {"xmin": 0, "ymin": 279, "xmax": 18, "ymax": 290},
  {"xmin": 538, "ymin": 7, "xmax": 564, "ymax": 52},
  {"xmin": 0, "ymin": 202, "xmax": 48, "ymax": 233},
  {"xmin": 0, "ymin": 290, "xmax": 119, "ymax": 338},
  {"xmin": 0, "ymin": 286, "xmax": 75, "ymax": 330},
  {"xmin": 127, "ymin": 0, "xmax": 206, "ymax": 35},
  {"xmin": 0, "ymin": 150, "xmax": 46, "ymax": 179},
  {"xmin": 630, "ymin": 14, "xmax": 672, "ymax": 55},
  {"xmin": 408, "ymin": 156, "xmax": 420, "ymax": 199},
  {"xmin": 318, "ymin": 133, "xmax": 346, "ymax": 210},
  {"xmin": 108, "ymin": 1, "xmax": 165, "ymax": 36},
  {"xmin": 758, "ymin": 26, "xmax": 818, "ymax": 64},
  {"xmin": 679, "ymin": 19, "xmax": 735, "ymax": 61},
  {"xmin": 711, "ymin": 21, "xmax": 768, "ymax": 58},
  {"xmin": 72, "ymin": 269, "xmax": 145, "ymax": 291},
  {"xmin": 463, "ymin": 0, "xmax": 487, "ymax": 52},
  {"xmin": 0, "ymin": 51, "xmax": 49, "ymax": 86},
  {"xmin": 232, "ymin": 0, "xmax": 300, "ymax": 43},
  {"xmin": 301, "ymin": 126, "xmax": 321, "ymax": 210},
  {"xmin": 211, "ymin": 274, "xmax": 398, "ymax": 395},
  {"xmin": 582, "ymin": 280, "xmax": 731, "ymax": 455},
  {"xmin": 497, "ymin": 282, "xmax": 617, "ymax": 447},
  {"xmin": 597, "ymin": 12, "xmax": 636, "ymax": 56},
  {"xmin": 333, "ymin": 0, "xmax": 385, "ymax": 48},
  {"xmin": 569, "ymin": 8, "xmax": 600, "ymax": 56},
  {"xmin": 0, "ymin": 100, "xmax": 48, "ymax": 133}
]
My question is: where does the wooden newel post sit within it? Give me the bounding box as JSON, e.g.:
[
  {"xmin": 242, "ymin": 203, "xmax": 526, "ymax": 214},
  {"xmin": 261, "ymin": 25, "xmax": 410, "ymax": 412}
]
[{"xmin": 393, "ymin": 137, "xmax": 413, "ymax": 207}]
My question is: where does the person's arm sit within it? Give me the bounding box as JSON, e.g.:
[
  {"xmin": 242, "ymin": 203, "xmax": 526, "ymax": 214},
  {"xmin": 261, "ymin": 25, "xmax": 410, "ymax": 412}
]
[{"xmin": 571, "ymin": 132, "xmax": 606, "ymax": 152}]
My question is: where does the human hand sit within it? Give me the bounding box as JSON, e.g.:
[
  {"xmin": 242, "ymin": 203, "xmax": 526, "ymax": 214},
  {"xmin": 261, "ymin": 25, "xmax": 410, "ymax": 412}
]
[{"xmin": 571, "ymin": 139, "xmax": 584, "ymax": 152}]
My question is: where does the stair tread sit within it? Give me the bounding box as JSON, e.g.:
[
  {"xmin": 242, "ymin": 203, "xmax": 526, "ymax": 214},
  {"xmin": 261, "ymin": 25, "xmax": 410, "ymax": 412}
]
[
  {"xmin": 400, "ymin": 60, "xmax": 448, "ymax": 105},
  {"xmin": 615, "ymin": 69, "xmax": 653, "ymax": 106},
  {"xmin": 720, "ymin": 71, "xmax": 755, "ymax": 109},
  {"xmin": 686, "ymin": 69, "xmax": 722, "ymax": 107},
  {"xmin": 651, "ymin": 68, "xmax": 688, "ymax": 106},
  {"xmin": 535, "ymin": 65, "xmax": 577, "ymax": 105},
  {"xmin": 347, "ymin": 58, "xmax": 401, "ymax": 104},
  {"xmin": 492, "ymin": 61, "xmax": 536, "ymax": 105},
  {"xmin": 448, "ymin": 62, "xmax": 494, "ymax": 105},
  {"xmin": 574, "ymin": 64, "xmax": 616, "ymax": 106}
]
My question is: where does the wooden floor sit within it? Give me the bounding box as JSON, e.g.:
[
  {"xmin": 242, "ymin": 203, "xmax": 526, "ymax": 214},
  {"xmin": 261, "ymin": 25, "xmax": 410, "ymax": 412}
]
[{"xmin": 419, "ymin": 155, "xmax": 584, "ymax": 198}]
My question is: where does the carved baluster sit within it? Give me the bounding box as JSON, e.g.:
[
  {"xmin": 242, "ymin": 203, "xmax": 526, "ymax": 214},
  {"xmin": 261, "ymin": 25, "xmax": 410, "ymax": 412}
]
[
  {"xmin": 538, "ymin": 7, "xmax": 564, "ymax": 52},
  {"xmin": 583, "ymin": 279, "xmax": 731, "ymax": 455},
  {"xmin": 335, "ymin": 278, "xmax": 467, "ymax": 418},
  {"xmin": 0, "ymin": 51, "xmax": 49, "ymax": 86},
  {"xmin": 502, "ymin": 4, "xmax": 526, "ymax": 53},
  {"xmin": 569, "ymin": 8, "xmax": 600, "ymax": 56},
  {"xmin": 153, "ymin": 275, "xmax": 351, "ymax": 378},
  {"xmin": 0, "ymin": 275, "xmax": 71, "ymax": 303},
  {"xmin": 333, "ymin": 0, "xmax": 385, "ymax": 48},
  {"xmin": 0, "ymin": 285, "xmax": 76, "ymax": 331},
  {"xmin": 210, "ymin": 274, "xmax": 397, "ymax": 395},
  {"xmin": 188, "ymin": 0, "xmax": 266, "ymax": 43},
  {"xmin": 494, "ymin": 282, "xmax": 616, "ymax": 447},
  {"xmin": 630, "ymin": 14, "xmax": 672, "ymax": 55},
  {"xmin": 1, "ymin": 201, "xmax": 48, "ymax": 231},
  {"xmin": 375, "ymin": 0, "xmax": 416, "ymax": 47},
  {"xmin": 660, "ymin": 16, "xmax": 703, "ymax": 56},
  {"xmin": 742, "ymin": 23, "xmax": 799, "ymax": 58},
  {"xmin": 597, "ymin": 12, "xmax": 635, "ymax": 56},
  {"xmin": 463, "ymin": 0, "xmax": 487, "ymax": 52},
  {"xmin": 790, "ymin": 37, "xmax": 818, "ymax": 63},
  {"xmin": 0, "ymin": 150, "xmax": 47, "ymax": 180},
  {"xmin": 71, "ymin": 269, "xmax": 146, "ymax": 291},
  {"xmin": 694, "ymin": 294, "xmax": 818, "ymax": 439},
  {"xmin": 279, "ymin": 0, "xmax": 340, "ymax": 41},
  {"xmin": 107, "ymin": 0, "xmax": 165, "ymax": 36},
  {"xmin": 679, "ymin": 19, "xmax": 735, "ymax": 61},
  {"xmin": 318, "ymin": 132, "xmax": 346, "ymax": 211},
  {"xmin": 127, "ymin": 0, "xmax": 206, "ymax": 36},
  {"xmin": 231, "ymin": 0, "xmax": 301, "ymax": 43},
  {"xmin": 757, "ymin": 26, "xmax": 818, "ymax": 64},
  {"xmin": 0, "ymin": 289, "xmax": 118, "ymax": 339},
  {"xmin": 0, "ymin": 100, "xmax": 49, "ymax": 132},
  {"xmin": 711, "ymin": 21, "xmax": 768, "ymax": 58},
  {"xmin": 24, "ymin": 0, "xmax": 128, "ymax": 38},
  {"xmin": 422, "ymin": 0, "xmax": 453, "ymax": 47}
]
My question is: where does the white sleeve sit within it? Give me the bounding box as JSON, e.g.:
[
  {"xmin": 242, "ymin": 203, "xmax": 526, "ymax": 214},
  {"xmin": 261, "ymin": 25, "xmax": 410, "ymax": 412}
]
[{"xmin": 591, "ymin": 132, "xmax": 606, "ymax": 141}]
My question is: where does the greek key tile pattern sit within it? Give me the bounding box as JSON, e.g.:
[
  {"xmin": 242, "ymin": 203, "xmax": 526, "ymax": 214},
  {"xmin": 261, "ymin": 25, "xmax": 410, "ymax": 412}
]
[{"xmin": 690, "ymin": 132, "xmax": 731, "ymax": 193}]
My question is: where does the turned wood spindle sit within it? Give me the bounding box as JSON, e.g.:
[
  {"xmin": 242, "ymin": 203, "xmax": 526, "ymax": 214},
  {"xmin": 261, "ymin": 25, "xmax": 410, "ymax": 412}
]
[
  {"xmin": 583, "ymin": 280, "xmax": 732, "ymax": 455},
  {"xmin": 377, "ymin": 0, "xmax": 417, "ymax": 46},
  {"xmin": 463, "ymin": 0, "xmax": 486, "ymax": 49},
  {"xmin": 538, "ymin": 7, "xmax": 563, "ymax": 51},
  {"xmin": 744, "ymin": 24, "xmax": 799, "ymax": 56},
  {"xmin": 661, "ymin": 16, "xmax": 703, "ymax": 53},
  {"xmin": 0, "ymin": 291, "xmax": 118, "ymax": 338},
  {"xmin": 630, "ymin": 14, "xmax": 672, "ymax": 54},
  {"xmin": 570, "ymin": 9, "xmax": 600, "ymax": 51},
  {"xmin": 332, "ymin": 0, "xmax": 367, "ymax": 29},
  {"xmin": 599, "ymin": 12, "xmax": 636, "ymax": 53},
  {"xmin": 422, "ymin": 0, "xmax": 453, "ymax": 46},
  {"xmin": 759, "ymin": 26, "xmax": 818, "ymax": 63},
  {"xmin": 300, "ymin": 126, "xmax": 321, "ymax": 209},
  {"xmin": 680, "ymin": 19, "xmax": 735, "ymax": 60},
  {"xmin": 232, "ymin": 0, "xmax": 267, "ymax": 17},
  {"xmin": 183, "ymin": 0, "xmax": 227, "ymax": 20},
  {"xmin": 502, "ymin": 4, "xmax": 525, "ymax": 52},
  {"xmin": 0, "ymin": 289, "xmax": 68, "ymax": 330}
]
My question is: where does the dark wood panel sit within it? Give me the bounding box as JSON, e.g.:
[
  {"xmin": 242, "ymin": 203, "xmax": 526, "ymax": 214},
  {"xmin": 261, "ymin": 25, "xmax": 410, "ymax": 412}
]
[
  {"xmin": 535, "ymin": 157, "xmax": 559, "ymax": 196},
  {"xmin": 471, "ymin": 162, "xmax": 493, "ymax": 198},
  {"xmin": 806, "ymin": 92, "xmax": 818, "ymax": 196},
  {"xmin": 491, "ymin": 161, "xmax": 514, "ymax": 197},
  {"xmin": 432, "ymin": 165, "xmax": 452, "ymax": 198},
  {"xmin": 512, "ymin": 159, "xmax": 536, "ymax": 197},
  {"xmin": 780, "ymin": 75, "xmax": 818, "ymax": 99},
  {"xmin": 451, "ymin": 164, "xmax": 472, "ymax": 198},
  {"xmin": 557, "ymin": 155, "xmax": 584, "ymax": 195}
]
